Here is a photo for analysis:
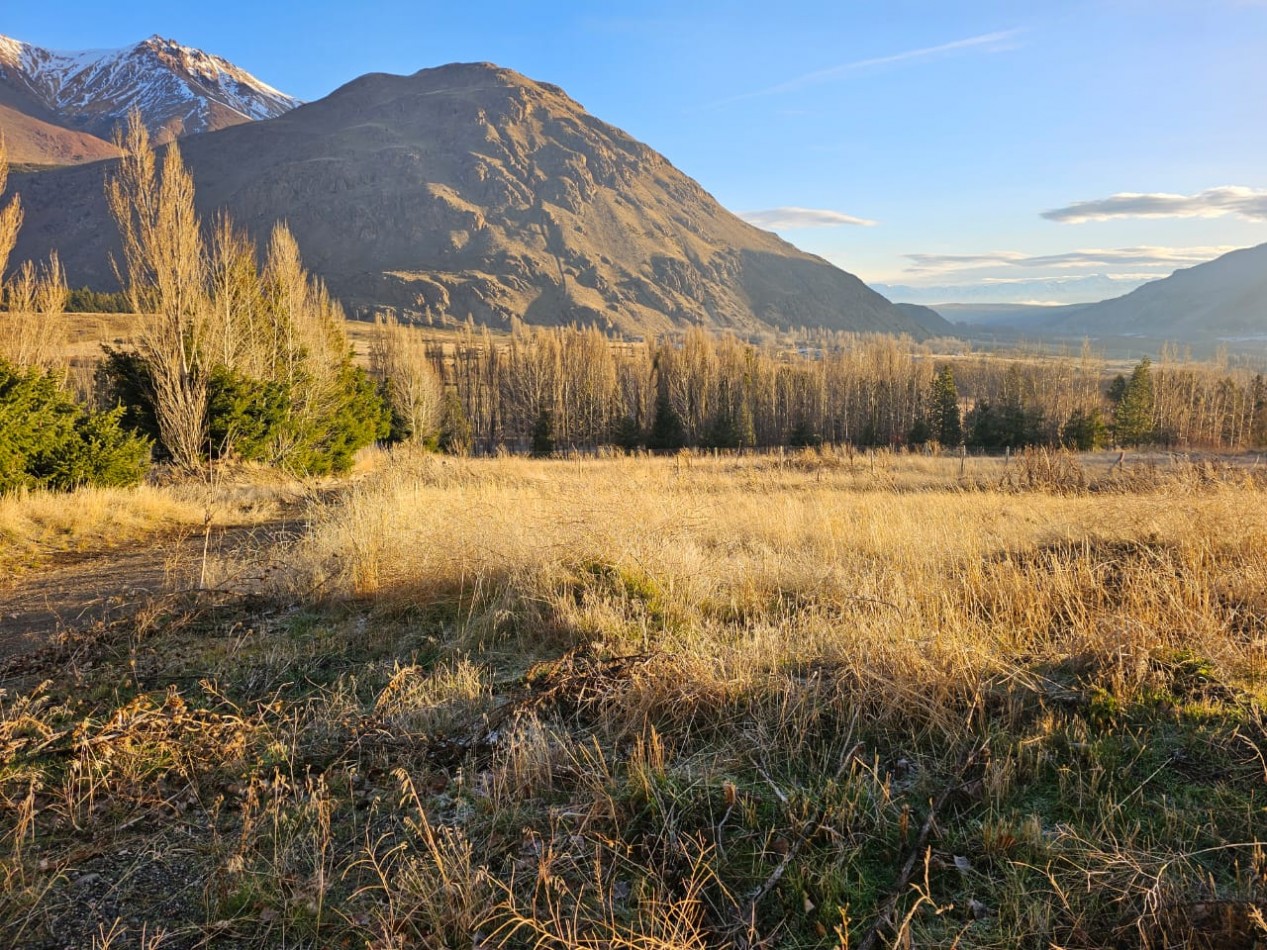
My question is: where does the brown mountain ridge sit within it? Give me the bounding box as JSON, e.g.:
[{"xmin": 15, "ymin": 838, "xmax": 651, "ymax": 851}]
[{"xmin": 9, "ymin": 61, "xmax": 947, "ymax": 338}]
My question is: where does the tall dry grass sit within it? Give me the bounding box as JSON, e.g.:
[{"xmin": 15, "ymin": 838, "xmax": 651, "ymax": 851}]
[
  {"xmin": 262, "ymin": 448, "xmax": 1267, "ymax": 945},
  {"xmin": 0, "ymin": 475, "xmax": 305, "ymax": 578},
  {"xmin": 4, "ymin": 448, "xmax": 1264, "ymax": 947},
  {"xmin": 280, "ymin": 449, "xmax": 1267, "ymax": 716}
]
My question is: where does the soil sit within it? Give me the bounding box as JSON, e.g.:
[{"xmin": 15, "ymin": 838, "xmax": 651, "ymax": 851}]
[{"xmin": 0, "ymin": 522, "xmax": 295, "ymax": 664}]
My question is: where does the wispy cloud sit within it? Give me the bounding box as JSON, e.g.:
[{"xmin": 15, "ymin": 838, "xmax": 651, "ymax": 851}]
[
  {"xmin": 1043, "ymin": 186, "xmax": 1267, "ymax": 223},
  {"xmin": 904, "ymin": 245, "xmax": 1237, "ymax": 276},
  {"xmin": 713, "ymin": 29, "xmax": 1023, "ymax": 106},
  {"xmin": 740, "ymin": 207, "xmax": 877, "ymax": 230}
]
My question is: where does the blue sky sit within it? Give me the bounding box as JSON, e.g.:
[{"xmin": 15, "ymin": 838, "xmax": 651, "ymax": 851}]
[{"xmin": 6, "ymin": 0, "xmax": 1267, "ymax": 303}]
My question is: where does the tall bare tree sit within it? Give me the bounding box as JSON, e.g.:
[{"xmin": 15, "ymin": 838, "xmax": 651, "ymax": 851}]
[
  {"xmin": 106, "ymin": 111, "xmax": 209, "ymax": 470},
  {"xmin": 370, "ymin": 312, "xmax": 444, "ymax": 444}
]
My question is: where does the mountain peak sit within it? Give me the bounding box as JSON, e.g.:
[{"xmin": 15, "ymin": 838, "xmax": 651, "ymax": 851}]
[
  {"xmin": 10, "ymin": 61, "xmax": 940, "ymax": 339},
  {"xmin": 0, "ymin": 32, "xmax": 300, "ymax": 150}
]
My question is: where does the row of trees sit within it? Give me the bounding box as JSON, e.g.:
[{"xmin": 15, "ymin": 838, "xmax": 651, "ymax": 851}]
[
  {"xmin": 3, "ymin": 116, "xmax": 1266, "ymax": 488},
  {"xmin": 388, "ymin": 324, "xmax": 1267, "ymax": 455}
]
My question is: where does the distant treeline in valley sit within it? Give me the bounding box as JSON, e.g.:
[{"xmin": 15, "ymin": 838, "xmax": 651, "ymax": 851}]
[
  {"xmin": 3, "ymin": 118, "xmax": 1266, "ymax": 494},
  {"xmin": 400, "ymin": 323, "xmax": 1267, "ymax": 456}
]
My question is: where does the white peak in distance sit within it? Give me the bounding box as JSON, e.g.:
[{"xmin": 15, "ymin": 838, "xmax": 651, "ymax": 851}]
[{"xmin": 0, "ymin": 32, "xmax": 301, "ymax": 142}]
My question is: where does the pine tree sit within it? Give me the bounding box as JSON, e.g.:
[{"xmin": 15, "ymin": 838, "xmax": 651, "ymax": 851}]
[
  {"xmin": 929, "ymin": 366, "xmax": 962, "ymax": 446},
  {"xmin": 1062, "ymin": 408, "xmax": 1108, "ymax": 451},
  {"xmin": 531, "ymin": 407, "xmax": 555, "ymax": 457},
  {"xmin": 438, "ymin": 387, "xmax": 473, "ymax": 455},
  {"xmin": 647, "ymin": 387, "xmax": 686, "ymax": 452},
  {"xmin": 1251, "ymin": 374, "xmax": 1267, "ymax": 447},
  {"xmin": 789, "ymin": 417, "xmax": 823, "ymax": 447},
  {"xmin": 612, "ymin": 414, "xmax": 643, "ymax": 453},
  {"xmin": 1114, "ymin": 358, "xmax": 1155, "ymax": 446}
]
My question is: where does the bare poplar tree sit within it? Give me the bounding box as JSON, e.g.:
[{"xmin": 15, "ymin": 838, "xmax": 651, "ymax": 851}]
[
  {"xmin": 106, "ymin": 111, "xmax": 209, "ymax": 470},
  {"xmin": 207, "ymin": 212, "xmax": 265, "ymax": 374},
  {"xmin": 370, "ymin": 312, "xmax": 444, "ymax": 444},
  {"xmin": 0, "ymin": 255, "xmax": 69, "ymax": 371},
  {"xmin": 0, "ymin": 141, "xmax": 69, "ymax": 372},
  {"xmin": 0, "ymin": 138, "xmax": 21, "ymax": 285}
]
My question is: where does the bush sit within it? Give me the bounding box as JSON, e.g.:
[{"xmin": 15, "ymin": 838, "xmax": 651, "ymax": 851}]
[
  {"xmin": 99, "ymin": 352, "xmax": 391, "ymax": 476},
  {"xmin": 282, "ymin": 363, "xmax": 392, "ymax": 475},
  {"xmin": 206, "ymin": 366, "xmax": 290, "ymax": 462},
  {"xmin": 97, "ymin": 347, "xmax": 162, "ymax": 451},
  {"xmin": 1062, "ymin": 408, "xmax": 1109, "ymax": 451},
  {"xmin": 0, "ymin": 360, "xmax": 151, "ymax": 492}
]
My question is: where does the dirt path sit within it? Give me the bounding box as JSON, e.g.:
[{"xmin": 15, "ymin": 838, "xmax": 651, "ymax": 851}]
[{"xmin": 0, "ymin": 521, "xmax": 297, "ymax": 663}]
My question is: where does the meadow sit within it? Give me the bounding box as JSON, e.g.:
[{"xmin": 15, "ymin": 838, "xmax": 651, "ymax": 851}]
[{"xmin": 1, "ymin": 447, "xmax": 1264, "ymax": 948}]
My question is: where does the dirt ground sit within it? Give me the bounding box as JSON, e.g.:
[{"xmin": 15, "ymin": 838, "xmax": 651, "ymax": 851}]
[{"xmin": 0, "ymin": 522, "xmax": 292, "ymax": 663}]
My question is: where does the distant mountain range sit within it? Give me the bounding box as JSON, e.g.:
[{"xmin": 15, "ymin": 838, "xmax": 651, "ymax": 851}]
[
  {"xmin": 6, "ymin": 55, "xmax": 949, "ymax": 338},
  {"xmin": 917, "ymin": 244, "xmax": 1267, "ymax": 346},
  {"xmin": 0, "ymin": 34, "xmax": 299, "ymax": 165}
]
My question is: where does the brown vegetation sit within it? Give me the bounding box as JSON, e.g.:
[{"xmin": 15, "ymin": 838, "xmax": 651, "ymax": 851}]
[{"xmin": 1, "ymin": 449, "xmax": 1264, "ymax": 947}]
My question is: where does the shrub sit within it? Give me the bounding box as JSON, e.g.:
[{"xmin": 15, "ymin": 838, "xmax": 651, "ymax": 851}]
[
  {"xmin": 281, "ymin": 363, "xmax": 391, "ymax": 475},
  {"xmin": 0, "ymin": 360, "xmax": 150, "ymax": 492},
  {"xmin": 100, "ymin": 353, "xmax": 390, "ymax": 475},
  {"xmin": 206, "ymin": 366, "xmax": 290, "ymax": 461},
  {"xmin": 1062, "ymin": 407, "xmax": 1109, "ymax": 451}
]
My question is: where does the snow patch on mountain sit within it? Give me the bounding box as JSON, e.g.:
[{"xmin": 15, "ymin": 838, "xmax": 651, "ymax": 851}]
[{"xmin": 0, "ymin": 33, "xmax": 300, "ymax": 141}]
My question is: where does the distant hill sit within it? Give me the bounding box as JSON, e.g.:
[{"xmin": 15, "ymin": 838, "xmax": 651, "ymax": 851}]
[
  {"xmin": 929, "ymin": 302, "xmax": 1084, "ymax": 329},
  {"xmin": 9, "ymin": 62, "xmax": 944, "ymax": 338},
  {"xmin": 0, "ymin": 102, "xmax": 119, "ymax": 167},
  {"xmin": 0, "ymin": 33, "xmax": 299, "ymax": 165},
  {"xmin": 893, "ymin": 303, "xmax": 957, "ymax": 336},
  {"xmin": 1033, "ymin": 243, "xmax": 1267, "ymax": 342}
]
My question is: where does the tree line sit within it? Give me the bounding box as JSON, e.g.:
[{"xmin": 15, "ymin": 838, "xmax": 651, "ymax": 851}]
[
  {"xmin": 390, "ymin": 324, "xmax": 1267, "ymax": 456},
  {"xmin": 2, "ymin": 117, "xmax": 1266, "ymax": 493}
]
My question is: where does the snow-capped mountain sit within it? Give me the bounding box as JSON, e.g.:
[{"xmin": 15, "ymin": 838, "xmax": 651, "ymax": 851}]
[{"xmin": 0, "ymin": 33, "xmax": 300, "ymax": 147}]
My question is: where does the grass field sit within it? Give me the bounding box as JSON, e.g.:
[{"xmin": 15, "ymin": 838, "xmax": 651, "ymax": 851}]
[{"xmin": 1, "ymin": 448, "xmax": 1265, "ymax": 948}]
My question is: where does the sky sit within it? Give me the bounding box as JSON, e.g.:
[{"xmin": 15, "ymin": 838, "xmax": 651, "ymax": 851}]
[{"xmin": 6, "ymin": 0, "xmax": 1267, "ymax": 304}]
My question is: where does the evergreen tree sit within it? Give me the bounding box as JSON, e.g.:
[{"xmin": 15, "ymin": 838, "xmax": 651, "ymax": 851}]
[
  {"xmin": 929, "ymin": 365, "xmax": 962, "ymax": 446},
  {"xmin": 1113, "ymin": 357, "xmax": 1155, "ymax": 446},
  {"xmin": 531, "ymin": 407, "xmax": 555, "ymax": 457},
  {"xmin": 647, "ymin": 387, "xmax": 686, "ymax": 452},
  {"xmin": 1062, "ymin": 408, "xmax": 1108, "ymax": 451},
  {"xmin": 701, "ymin": 378, "xmax": 735, "ymax": 449},
  {"xmin": 789, "ymin": 417, "xmax": 823, "ymax": 448},
  {"xmin": 736, "ymin": 397, "xmax": 757, "ymax": 449},
  {"xmin": 1107, "ymin": 374, "xmax": 1128, "ymax": 404},
  {"xmin": 611, "ymin": 414, "xmax": 643, "ymax": 453},
  {"xmin": 1251, "ymin": 374, "xmax": 1267, "ymax": 447},
  {"xmin": 438, "ymin": 387, "xmax": 473, "ymax": 455},
  {"xmin": 0, "ymin": 359, "xmax": 150, "ymax": 491},
  {"xmin": 907, "ymin": 418, "xmax": 933, "ymax": 446}
]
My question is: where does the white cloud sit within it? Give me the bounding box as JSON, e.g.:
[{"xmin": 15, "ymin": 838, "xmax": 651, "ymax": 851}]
[
  {"xmin": 740, "ymin": 207, "xmax": 877, "ymax": 230},
  {"xmin": 1043, "ymin": 186, "xmax": 1267, "ymax": 223},
  {"xmin": 904, "ymin": 245, "xmax": 1238, "ymax": 275},
  {"xmin": 713, "ymin": 29, "xmax": 1023, "ymax": 105}
]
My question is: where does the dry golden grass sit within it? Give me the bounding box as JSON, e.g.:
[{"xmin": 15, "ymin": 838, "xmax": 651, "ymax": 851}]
[
  {"xmin": 2, "ymin": 448, "xmax": 1265, "ymax": 948},
  {"xmin": 284, "ymin": 449, "xmax": 1267, "ymax": 707}
]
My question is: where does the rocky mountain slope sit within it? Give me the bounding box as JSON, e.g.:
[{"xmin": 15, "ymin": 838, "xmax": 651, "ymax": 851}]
[
  {"xmin": 9, "ymin": 62, "xmax": 944, "ymax": 338},
  {"xmin": 0, "ymin": 33, "xmax": 299, "ymax": 161}
]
